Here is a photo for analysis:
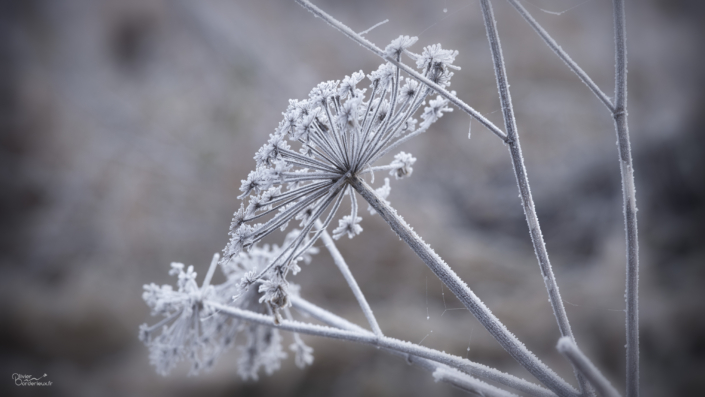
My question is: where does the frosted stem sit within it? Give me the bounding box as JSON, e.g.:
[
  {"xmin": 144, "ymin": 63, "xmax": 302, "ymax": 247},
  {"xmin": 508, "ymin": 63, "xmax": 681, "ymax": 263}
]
[
  {"xmin": 201, "ymin": 253, "xmax": 220, "ymax": 290},
  {"xmin": 290, "ymin": 294, "xmax": 370, "ymax": 334},
  {"xmin": 478, "ymin": 1, "xmax": 589, "ymax": 393},
  {"xmin": 612, "ymin": 1, "xmax": 639, "ymax": 396},
  {"xmin": 433, "ymin": 367, "xmax": 520, "ymax": 397},
  {"xmin": 294, "ymin": 0, "xmax": 509, "ymax": 142},
  {"xmin": 504, "ymin": 0, "xmax": 614, "ymax": 111},
  {"xmin": 315, "ymin": 220, "xmax": 384, "ymax": 336},
  {"xmin": 260, "ymin": 296, "xmax": 559, "ymax": 397},
  {"xmin": 349, "ymin": 176, "xmax": 577, "ymax": 397},
  {"xmin": 556, "ymin": 337, "xmax": 621, "ymax": 397}
]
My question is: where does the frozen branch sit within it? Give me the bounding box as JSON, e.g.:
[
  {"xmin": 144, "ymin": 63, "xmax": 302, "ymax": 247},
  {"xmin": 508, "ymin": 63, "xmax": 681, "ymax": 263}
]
[
  {"xmin": 433, "ymin": 367, "xmax": 520, "ymax": 397},
  {"xmin": 505, "ymin": 0, "xmax": 614, "ymax": 111},
  {"xmin": 294, "ymin": 0, "xmax": 509, "ymax": 142},
  {"xmin": 349, "ymin": 176, "xmax": 578, "ymax": 397},
  {"xmin": 478, "ymin": 1, "xmax": 590, "ymax": 393},
  {"xmin": 611, "ymin": 1, "xmax": 639, "ymax": 396},
  {"xmin": 556, "ymin": 337, "xmax": 621, "ymax": 397},
  {"xmin": 290, "ymin": 294, "xmax": 370, "ymax": 334},
  {"xmin": 286, "ymin": 296, "xmax": 558, "ymax": 397},
  {"xmin": 315, "ymin": 220, "xmax": 383, "ymax": 336}
]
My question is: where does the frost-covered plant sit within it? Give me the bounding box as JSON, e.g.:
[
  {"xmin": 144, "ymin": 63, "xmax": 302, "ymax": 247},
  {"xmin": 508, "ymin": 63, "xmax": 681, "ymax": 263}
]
[
  {"xmin": 140, "ymin": 32, "xmax": 456, "ymax": 380},
  {"xmin": 140, "ymin": 1, "xmax": 638, "ymax": 396},
  {"xmin": 223, "ymin": 36, "xmax": 455, "ymax": 276}
]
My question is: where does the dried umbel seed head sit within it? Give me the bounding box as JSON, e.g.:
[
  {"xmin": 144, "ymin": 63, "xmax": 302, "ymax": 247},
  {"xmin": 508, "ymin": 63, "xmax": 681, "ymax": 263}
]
[
  {"xmin": 221, "ymin": 35, "xmax": 457, "ymax": 299},
  {"xmin": 139, "ymin": 34, "xmax": 458, "ymax": 381},
  {"xmin": 259, "ymin": 278, "xmax": 291, "ymax": 312}
]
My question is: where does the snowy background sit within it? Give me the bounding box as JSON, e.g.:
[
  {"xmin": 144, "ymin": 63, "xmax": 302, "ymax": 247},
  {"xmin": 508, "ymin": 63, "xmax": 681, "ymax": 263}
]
[{"xmin": 1, "ymin": 0, "xmax": 704, "ymax": 396}]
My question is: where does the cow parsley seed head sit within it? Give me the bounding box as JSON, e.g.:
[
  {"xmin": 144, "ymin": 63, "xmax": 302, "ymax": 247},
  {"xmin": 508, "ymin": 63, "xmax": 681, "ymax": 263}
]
[
  {"xmin": 139, "ymin": 259, "xmax": 232, "ymax": 376},
  {"xmin": 339, "ymin": 70, "xmax": 365, "ymax": 99},
  {"xmin": 239, "ymin": 167, "xmax": 274, "ymax": 200},
  {"xmin": 333, "ymin": 215, "xmax": 363, "ymax": 240},
  {"xmin": 390, "ymin": 152, "xmax": 416, "ymax": 179},
  {"xmin": 220, "ymin": 37, "xmax": 459, "ymax": 307},
  {"xmin": 410, "ymin": 44, "xmax": 460, "ymax": 88},
  {"xmin": 230, "ymin": 203, "xmax": 247, "ymax": 231},
  {"xmin": 293, "ymin": 106, "xmax": 319, "ymax": 141},
  {"xmin": 255, "ymin": 133, "xmax": 291, "ymax": 167},
  {"xmin": 337, "ymin": 96, "xmax": 361, "ymax": 127},
  {"xmin": 141, "ymin": 35, "xmax": 462, "ymax": 380},
  {"xmin": 385, "ymin": 35, "xmax": 419, "ymax": 59},
  {"xmin": 238, "ymin": 269, "xmax": 258, "ymax": 291},
  {"xmin": 399, "ymin": 78, "xmax": 420, "ymax": 103},
  {"xmin": 368, "ymin": 62, "xmax": 396, "ymax": 87},
  {"xmin": 260, "ymin": 186, "xmax": 282, "ymax": 208},
  {"xmin": 415, "ymin": 43, "xmax": 459, "ymax": 71},
  {"xmin": 141, "ymin": 249, "xmax": 309, "ymax": 378},
  {"xmin": 309, "ymin": 80, "xmax": 338, "ymax": 107},
  {"xmin": 420, "ymin": 94, "xmax": 454, "ymax": 130},
  {"xmin": 258, "ymin": 278, "xmax": 291, "ymax": 321},
  {"xmin": 223, "ymin": 224, "xmax": 255, "ymax": 262}
]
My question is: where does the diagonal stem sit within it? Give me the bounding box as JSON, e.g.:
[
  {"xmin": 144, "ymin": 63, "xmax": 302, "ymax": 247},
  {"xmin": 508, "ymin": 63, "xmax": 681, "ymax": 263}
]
[
  {"xmin": 225, "ymin": 296, "xmax": 559, "ymax": 397},
  {"xmin": 478, "ymin": 1, "xmax": 590, "ymax": 394},
  {"xmin": 290, "ymin": 294, "xmax": 370, "ymax": 334},
  {"xmin": 349, "ymin": 176, "xmax": 577, "ymax": 397},
  {"xmin": 295, "ymin": 0, "xmax": 508, "ymax": 142},
  {"xmin": 433, "ymin": 367, "xmax": 520, "ymax": 397},
  {"xmin": 315, "ymin": 220, "xmax": 383, "ymax": 336},
  {"xmin": 505, "ymin": 0, "xmax": 614, "ymax": 112},
  {"xmin": 557, "ymin": 337, "xmax": 621, "ymax": 397}
]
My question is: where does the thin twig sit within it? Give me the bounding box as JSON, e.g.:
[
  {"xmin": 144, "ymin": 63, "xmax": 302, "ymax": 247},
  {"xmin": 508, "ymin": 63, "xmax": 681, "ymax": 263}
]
[
  {"xmin": 349, "ymin": 176, "xmax": 578, "ymax": 397},
  {"xmin": 478, "ymin": 1, "xmax": 590, "ymax": 394},
  {"xmin": 201, "ymin": 253, "xmax": 220, "ymax": 290},
  {"xmin": 316, "ymin": 220, "xmax": 384, "ymax": 336},
  {"xmin": 291, "ymin": 296, "xmax": 556, "ymax": 397},
  {"xmin": 505, "ymin": 0, "xmax": 614, "ymax": 111},
  {"xmin": 294, "ymin": 0, "xmax": 509, "ymax": 142},
  {"xmin": 611, "ymin": 1, "xmax": 639, "ymax": 396},
  {"xmin": 433, "ymin": 367, "xmax": 520, "ymax": 397},
  {"xmin": 290, "ymin": 294, "xmax": 369, "ymax": 334},
  {"xmin": 556, "ymin": 337, "xmax": 621, "ymax": 397}
]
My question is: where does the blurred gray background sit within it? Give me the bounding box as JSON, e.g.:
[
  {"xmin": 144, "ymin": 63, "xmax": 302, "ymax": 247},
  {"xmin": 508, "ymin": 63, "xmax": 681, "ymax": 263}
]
[{"xmin": 1, "ymin": 0, "xmax": 703, "ymax": 396}]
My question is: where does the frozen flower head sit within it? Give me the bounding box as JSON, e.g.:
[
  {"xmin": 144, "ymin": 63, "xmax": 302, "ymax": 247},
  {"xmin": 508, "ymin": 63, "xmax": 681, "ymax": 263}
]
[
  {"xmin": 140, "ymin": 246, "xmax": 314, "ymax": 378},
  {"xmin": 333, "ymin": 215, "xmax": 363, "ymax": 240},
  {"xmin": 384, "ymin": 35, "xmax": 418, "ymax": 59},
  {"xmin": 139, "ymin": 255, "xmax": 236, "ymax": 376},
  {"xmin": 140, "ymin": 34, "xmax": 458, "ymax": 380},
  {"xmin": 412, "ymin": 44, "xmax": 460, "ymax": 87},
  {"xmin": 221, "ymin": 36, "xmax": 458, "ymax": 299},
  {"xmin": 390, "ymin": 152, "xmax": 416, "ymax": 179},
  {"xmin": 338, "ymin": 71, "xmax": 365, "ymax": 99}
]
